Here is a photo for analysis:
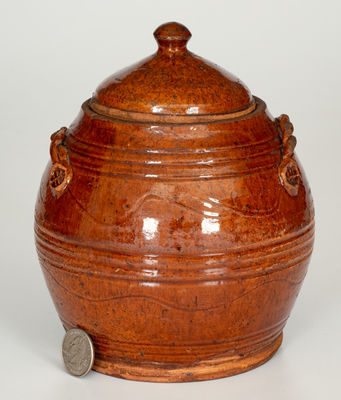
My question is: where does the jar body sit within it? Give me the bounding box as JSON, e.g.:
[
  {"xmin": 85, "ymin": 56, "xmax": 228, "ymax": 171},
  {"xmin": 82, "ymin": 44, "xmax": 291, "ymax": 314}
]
[{"xmin": 35, "ymin": 99, "xmax": 314, "ymax": 381}]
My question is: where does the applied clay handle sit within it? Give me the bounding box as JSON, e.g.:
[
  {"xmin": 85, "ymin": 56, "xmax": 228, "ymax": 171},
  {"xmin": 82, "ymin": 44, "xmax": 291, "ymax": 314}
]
[
  {"xmin": 276, "ymin": 114, "xmax": 300, "ymax": 196},
  {"xmin": 49, "ymin": 127, "xmax": 72, "ymax": 197}
]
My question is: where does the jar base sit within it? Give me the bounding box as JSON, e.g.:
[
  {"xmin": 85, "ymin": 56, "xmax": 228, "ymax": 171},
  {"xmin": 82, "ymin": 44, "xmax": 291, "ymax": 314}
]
[{"xmin": 92, "ymin": 332, "xmax": 283, "ymax": 382}]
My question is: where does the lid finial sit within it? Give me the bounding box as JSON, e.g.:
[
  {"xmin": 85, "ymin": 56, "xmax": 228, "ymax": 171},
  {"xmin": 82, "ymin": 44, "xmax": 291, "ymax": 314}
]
[{"xmin": 153, "ymin": 22, "xmax": 191, "ymax": 54}]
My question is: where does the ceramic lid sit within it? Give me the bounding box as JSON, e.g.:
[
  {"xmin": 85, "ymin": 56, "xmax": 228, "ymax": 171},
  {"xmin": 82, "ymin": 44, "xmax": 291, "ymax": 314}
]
[{"xmin": 90, "ymin": 22, "xmax": 255, "ymax": 123}]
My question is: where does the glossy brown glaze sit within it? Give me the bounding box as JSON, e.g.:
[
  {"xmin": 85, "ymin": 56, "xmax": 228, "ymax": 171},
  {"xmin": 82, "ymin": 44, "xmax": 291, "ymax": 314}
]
[
  {"xmin": 34, "ymin": 22, "xmax": 314, "ymax": 382},
  {"xmin": 92, "ymin": 22, "xmax": 253, "ymax": 117}
]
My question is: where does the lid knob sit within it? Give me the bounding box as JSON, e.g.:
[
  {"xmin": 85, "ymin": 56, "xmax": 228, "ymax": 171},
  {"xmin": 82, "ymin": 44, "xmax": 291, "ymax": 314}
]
[{"xmin": 154, "ymin": 22, "xmax": 191, "ymax": 55}]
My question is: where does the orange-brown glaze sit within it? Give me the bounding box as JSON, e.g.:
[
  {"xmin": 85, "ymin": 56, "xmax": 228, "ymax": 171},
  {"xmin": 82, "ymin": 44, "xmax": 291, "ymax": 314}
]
[
  {"xmin": 93, "ymin": 22, "xmax": 253, "ymax": 116},
  {"xmin": 34, "ymin": 22, "xmax": 314, "ymax": 382}
]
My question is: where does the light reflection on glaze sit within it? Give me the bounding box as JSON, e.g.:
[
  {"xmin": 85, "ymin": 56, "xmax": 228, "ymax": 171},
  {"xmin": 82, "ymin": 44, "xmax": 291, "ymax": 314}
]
[
  {"xmin": 138, "ymin": 281, "xmax": 160, "ymax": 288},
  {"xmin": 209, "ymin": 197, "xmax": 220, "ymax": 204},
  {"xmin": 201, "ymin": 218, "xmax": 220, "ymax": 234},
  {"xmin": 148, "ymin": 127, "xmax": 165, "ymax": 135},
  {"xmin": 144, "ymin": 257, "xmax": 158, "ymax": 266},
  {"xmin": 204, "ymin": 211, "xmax": 219, "ymax": 217},
  {"xmin": 202, "ymin": 280, "xmax": 224, "ymax": 286},
  {"xmin": 186, "ymin": 106, "xmax": 199, "ymax": 114},
  {"xmin": 142, "ymin": 217, "xmax": 159, "ymax": 240},
  {"xmin": 152, "ymin": 106, "xmax": 164, "ymax": 113},
  {"xmin": 141, "ymin": 269, "xmax": 158, "ymax": 277}
]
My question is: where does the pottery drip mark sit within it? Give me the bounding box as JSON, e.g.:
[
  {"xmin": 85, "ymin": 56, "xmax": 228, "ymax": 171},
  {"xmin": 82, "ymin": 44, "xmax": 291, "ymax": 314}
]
[
  {"xmin": 49, "ymin": 127, "xmax": 73, "ymax": 198},
  {"xmin": 277, "ymin": 114, "xmax": 299, "ymax": 196}
]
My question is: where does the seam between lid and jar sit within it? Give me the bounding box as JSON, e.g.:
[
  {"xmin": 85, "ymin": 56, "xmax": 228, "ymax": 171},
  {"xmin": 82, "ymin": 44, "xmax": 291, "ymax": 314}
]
[{"xmin": 88, "ymin": 97, "xmax": 257, "ymax": 125}]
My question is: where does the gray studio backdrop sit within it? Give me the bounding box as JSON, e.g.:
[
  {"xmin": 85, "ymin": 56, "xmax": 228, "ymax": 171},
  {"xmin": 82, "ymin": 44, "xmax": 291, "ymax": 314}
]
[{"xmin": 1, "ymin": 1, "xmax": 340, "ymax": 399}]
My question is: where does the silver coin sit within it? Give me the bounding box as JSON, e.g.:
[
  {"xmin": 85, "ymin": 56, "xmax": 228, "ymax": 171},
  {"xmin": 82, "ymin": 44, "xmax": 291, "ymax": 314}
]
[{"xmin": 62, "ymin": 328, "xmax": 94, "ymax": 377}]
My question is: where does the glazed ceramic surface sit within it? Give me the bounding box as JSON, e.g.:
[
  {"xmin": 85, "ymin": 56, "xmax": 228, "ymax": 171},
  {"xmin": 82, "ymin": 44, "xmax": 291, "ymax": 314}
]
[{"xmin": 34, "ymin": 22, "xmax": 314, "ymax": 382}]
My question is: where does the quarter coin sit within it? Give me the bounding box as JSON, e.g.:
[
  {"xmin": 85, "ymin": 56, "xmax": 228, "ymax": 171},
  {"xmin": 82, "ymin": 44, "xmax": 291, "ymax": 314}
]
[{"xmin": 62, "ymin": 328, "xmax": 94, "ymax": 377}]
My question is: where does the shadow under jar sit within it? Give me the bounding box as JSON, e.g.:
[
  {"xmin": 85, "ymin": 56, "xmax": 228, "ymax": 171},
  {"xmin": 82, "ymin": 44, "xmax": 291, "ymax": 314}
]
[{"xmin": 34, "ymin": 22, "xmax": 314, "ymax": 382}]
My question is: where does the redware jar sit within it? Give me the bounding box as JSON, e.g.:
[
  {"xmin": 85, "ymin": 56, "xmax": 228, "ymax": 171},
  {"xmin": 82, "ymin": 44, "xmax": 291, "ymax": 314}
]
[{"xmin": 34, "ymin": 22, "xmax": 314, "ymax": 382}]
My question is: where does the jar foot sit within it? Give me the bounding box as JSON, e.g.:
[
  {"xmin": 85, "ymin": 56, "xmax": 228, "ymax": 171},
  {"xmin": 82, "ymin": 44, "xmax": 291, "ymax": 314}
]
[{"xmin": 92, "ymin": 332, "xmax": 283, "ymax": 382}]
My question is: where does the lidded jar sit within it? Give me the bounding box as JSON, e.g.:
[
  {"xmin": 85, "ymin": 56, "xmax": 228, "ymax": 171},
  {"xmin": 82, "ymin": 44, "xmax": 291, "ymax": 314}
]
[{"xmin": 35, "ymin": 22, "xmax": 314, "ymax": 382}]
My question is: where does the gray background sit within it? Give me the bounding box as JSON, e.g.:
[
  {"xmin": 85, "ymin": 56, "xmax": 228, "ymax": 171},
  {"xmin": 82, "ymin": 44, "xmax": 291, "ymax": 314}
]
[{"xmin": 1, "ymin": 0, "xmax": 340, "ymax": 399}]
